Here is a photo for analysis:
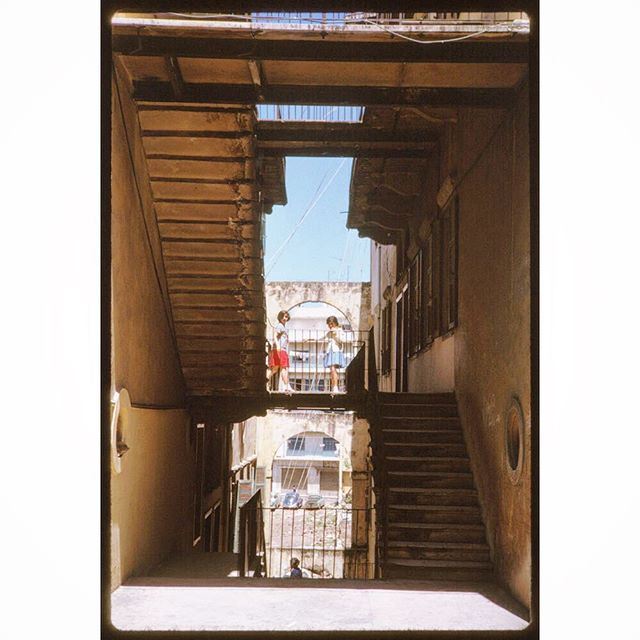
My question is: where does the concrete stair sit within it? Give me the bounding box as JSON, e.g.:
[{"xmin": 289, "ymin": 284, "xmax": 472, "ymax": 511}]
[{"xmin": 377, "ymin": 393, "xmax": 492, "ymax": 581}]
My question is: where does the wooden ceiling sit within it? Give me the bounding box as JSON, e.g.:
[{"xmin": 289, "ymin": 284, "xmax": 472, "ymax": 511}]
[
  {"xmin": 112, "ymin": 14, "xmax": 528, "ymax": 403},
  {"xmin": 136, "ymin": 99, "xmax": 273, "ymax": 395}
]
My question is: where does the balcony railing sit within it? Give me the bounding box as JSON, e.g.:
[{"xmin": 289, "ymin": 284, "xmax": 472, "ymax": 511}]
[
  {"xmin": 256, "ymin": 104, "xmax": 364, "ymax": 123},
  {"xmin": 114, "ymin": 12, "xmax": 530, "ymax": 35},
  {"xmin": 267, "ymin": 329, "xmax": 367, "ymax": 394},
  {"xmin": 238, "ymin": 489, "xmax": 268, "ymax": 577},
  {"xmin": 248, "ymin": 12, "xmax": 529, "ymax": 28},
  {"xmin": 282, "ymin": 448, "xmax": 339, "ymax": 458}
]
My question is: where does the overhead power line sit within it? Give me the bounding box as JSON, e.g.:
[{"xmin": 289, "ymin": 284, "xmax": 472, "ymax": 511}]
[{"xmin": 266, "ymin": 158, "xmax": 349, "ymax": 277}]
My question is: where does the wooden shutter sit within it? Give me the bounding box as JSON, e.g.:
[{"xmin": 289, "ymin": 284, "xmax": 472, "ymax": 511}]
[
  {"xmin": 421, "ymin": 231, "xmax": 436, "ymax": 346},
  {"xmin": 440, "ymin": 197, "xmax": 458, "ymax": 332},
  {"xmin": 409, "ymin": 253, "xmax": 421, "ymax": 355}
]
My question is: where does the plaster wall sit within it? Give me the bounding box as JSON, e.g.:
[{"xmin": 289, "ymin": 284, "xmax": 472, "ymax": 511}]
[
  {"xmin": 110, "ymin": 405, "xmax": 194, "ymax": 590},
  {"xmin": 266, "ymin": 281, "xmax": 371, "ymax": 332},
  {"xmin": 255, "ymin": 410, "xmax": 368, "ymax": 503},
  {"xmin": 111, "ymin": 79, "xmax": 194, "ymax": 589},
  {"xmin": 407, "ymin": 335, "xmax": 455, "ymax": 392},
  {"xmin": 111, "ymin": 77, "xmax": 186, "ymax": 406},
  {"xmin": 453, "ymin": 85, "xmax": 531, "ymax": 607},
  {"xmin": 372, "ymin": 243, "xmax": 396, "ymax": 392},
  {"xmin": 366, "ymin": 87, "xmax": 531, "ymax": 607}
]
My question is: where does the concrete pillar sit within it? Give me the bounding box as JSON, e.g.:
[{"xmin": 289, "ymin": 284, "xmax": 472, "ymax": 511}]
[
  {"xmin": 308, "ymin": 466, "xmax": 320, "ymax": 494},
  {"xmin": 351, "ymin": 471, "xmax": 369, "ymax": 546},
  {"xmin": 272, "ymin": 463, "xmax": 282, "ymax": 494}
]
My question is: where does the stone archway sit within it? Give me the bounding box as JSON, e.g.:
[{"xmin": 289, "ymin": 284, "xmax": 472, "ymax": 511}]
[
  {"xmin": 270, "ymin": 429, "xmax": 346, "ymax": 499},
  {"xmin": 265, "ymin": 281, "xmax": 371, "ymax": 331}
]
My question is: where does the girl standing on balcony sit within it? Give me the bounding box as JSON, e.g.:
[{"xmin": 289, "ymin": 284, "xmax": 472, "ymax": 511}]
[
  {"xmin": 323, "ymin": 315, "xmax": 345, "ymax": 394},
  {"xmin": 269, "ymin": 310, "xmax": 294, "ymax": 394}
]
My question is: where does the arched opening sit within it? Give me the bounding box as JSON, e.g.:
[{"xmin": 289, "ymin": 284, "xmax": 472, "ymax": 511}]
[
  {"xmin": 269, "ymin": 300, "xmax": 365, "ymax": 393},
  {"xmin": 270, "ymin": 429, "xmax": 345, "ymax": 504},
  {"xmin": 287, "ymin": 300, "xmax": 351, "ymax": 330},
  {"xmin": 256, "ymin": 410, "xmax": 369, "ymax": 580}
]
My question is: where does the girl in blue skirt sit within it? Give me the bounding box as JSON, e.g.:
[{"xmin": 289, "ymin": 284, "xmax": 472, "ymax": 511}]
[{"xmin": 323, "ymin": 315, "xmax": 345, "ymax": 393}]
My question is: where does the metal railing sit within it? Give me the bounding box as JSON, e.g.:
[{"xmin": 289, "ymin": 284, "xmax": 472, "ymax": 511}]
[
  {"xmin": 256, "ymin": 104, "xmax": 364, "ymax": 123},
  {"xmin": 251, "ymin": 12, "xmax": 350, "ymax": 26},
  {"xmin": 364, "ymin": 327, "xmax": 387, "ymax": 574},
  {"xmin": 256, "ymin": 505, "xmax": 374, "ymax": 579},
  {"xmin": 115, "ymin": 12, "xmax": 530, "ymax": 35},
  {"xmin": 249, "ymin": 12, "xmax": 529, "ymax": 27},
  {"xmin": 238, "ymin": 489, "xmax": 268, "ymax": 577},
  {"xmin": 267, "ymin": 329, "xmax": 367, "ymax": 394}
]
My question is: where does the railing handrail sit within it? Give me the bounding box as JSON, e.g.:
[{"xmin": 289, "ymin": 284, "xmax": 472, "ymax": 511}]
[
  {"xmin": 261, "ymin": 505, "xmax": 375, "ymax": 579},
  {"xmin": 365, "ymin": 327, "xmax": 387, "ymax": 576},
  {"xmin": 268, "ymin": 328, "xmax": 368, "ymax": 394},
  {"xmin": 238, "ymin": 488, "xmax": 265, "ymax": 577}
]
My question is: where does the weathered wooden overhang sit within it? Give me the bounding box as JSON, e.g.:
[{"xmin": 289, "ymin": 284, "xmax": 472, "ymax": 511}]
[{"xmin": 111, "ymin": 13, "xmax": 528, "ymax": 411}]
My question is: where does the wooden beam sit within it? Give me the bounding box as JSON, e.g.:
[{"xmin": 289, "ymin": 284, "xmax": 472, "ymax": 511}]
[
  {"xmin": 354, "ymin": 224, "xmax": 399, "ymax": 245},
  {"xmin": 133, "ymin": 81, "xmax": 515, "ymax": 107},
  {"xmin": 368, "ymin": 190, "xmax": 419, "ymax": 215},
  {"xmin": 141, "ymin": 130, "xmax": 252, "ymax": 138},
  {"xmin": 257, "ymin": 142, "xmax": 435, "ymax": 158},
  {"xmin": 164, "ymin": 55, "xmax": 185, "ymax": 100},
  {"xmin": 256, "ymin": 122, "xmax": 439, "ymax": 144},
  {"xmin": 113, "ymin": 35, "xmax": 529, "ymax": 64},
  {"xmin": 247, "ymin": 59, "xmax": 265, "ymax": 101}
]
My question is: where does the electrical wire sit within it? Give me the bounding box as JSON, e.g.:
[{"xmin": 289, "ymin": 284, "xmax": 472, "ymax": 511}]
[
  {"xmin": 360, "ymin": 18, "xmax": 521, "ymax": 44},
  {"xmin": 265, "ymin": 158, "xmax": 348, "ymax": 277},
  {"xmin": 161, "ymin": 12, "xmax": 523, "ymax": 44}
]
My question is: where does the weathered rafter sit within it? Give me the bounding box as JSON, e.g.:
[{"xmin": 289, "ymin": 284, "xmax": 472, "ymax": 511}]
[
  {"xmin": 256, "ymin": 122, "xmax": 439, "ymax": 144},
  {"xmin": 113, "ymin": 35, "xmax": 529, "ymax": 64},
  {"xmin": 132, "ymin": 81, "xmax": 515, "ymax": 108}
]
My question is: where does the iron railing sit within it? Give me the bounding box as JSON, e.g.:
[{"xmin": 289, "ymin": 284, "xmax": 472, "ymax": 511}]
[
  {"xmin": 238, "ymin": 489, "xmax": 268, "ymax": 577},
  {"xmin": 115, "ymin": 12, "xmax": 530, "ymax": 34},
  {"xmin": 256, "ymin": 104, "xmax": 364, "ymax": 123},
  {"xmin": 257, "ymin": 506, "xmax": 374, "ymax": 579},
  {"xmin": 364, "ymin": 327, "xmax": 388, "ymax": 575},
  {"xmin": 249, "ymin": 12, "xmax": 529, "ymax": 27},
  {"xmin": 267, "ymin": 329, "xmax": 367, "ymax": 394}
]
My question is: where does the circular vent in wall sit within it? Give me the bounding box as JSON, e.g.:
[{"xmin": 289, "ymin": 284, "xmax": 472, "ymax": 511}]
[{"xmin": 505, "ymin": 396, "xmax": 525, "ymax": 484}]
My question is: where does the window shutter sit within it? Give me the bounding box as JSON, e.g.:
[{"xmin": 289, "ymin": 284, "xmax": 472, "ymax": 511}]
[{"xmin": 409, "ymin": 253, "xmax": 421, "ymax": 355}]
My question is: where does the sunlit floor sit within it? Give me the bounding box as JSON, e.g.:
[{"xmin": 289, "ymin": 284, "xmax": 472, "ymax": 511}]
[{"xmin": 110, "ymin": 578, "xmax": 529, "ymax": 632}]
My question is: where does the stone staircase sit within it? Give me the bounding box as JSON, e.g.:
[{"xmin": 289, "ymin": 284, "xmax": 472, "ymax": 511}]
[{"xmin": 377, "ymin": 392, "xmax": 493, "ymax": 581}]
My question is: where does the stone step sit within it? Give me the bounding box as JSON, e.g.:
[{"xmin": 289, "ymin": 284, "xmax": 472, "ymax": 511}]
[
  {"xmin": 380, "ymin": 403, "xmax": 459, "ymax": 418},
  {"xmin": 387, "ymin": 504, "xmax": 483, "ymax": 525},
  {"xmin": 380, "ymin": 416, "xmax": 462, "ymax": 429},
  {"xmin": 387, "ymin": 540, "xmax": 488, "ymax": 550},
  {"xmin": 385, "ymin": 442, "xmax": 468, "ymax": 457},
  {"xmin": 388, "ymin": 487, "xmax": 479, "ymax": 507},
  {"xmin": 381, "ymin": 559, "xmax": 493, "ymax": 582},
  {"xmin": 386, "ymin": 456, "xmax": 471, "ymax": 473},
  {"xmin": 377, "ymin": 392, "xmax": 456, "ymax": 405},
  {"xmin": 382, "ymin": 429, "xmax": 464, "ymax": 444},
  {"xmin": 387, "ymin": 471, "xmax": 475, "ymax": 490},
  {"xmin": 387, "ymin": 523, "xmax": 487, "ymax": 544},
  {"xmin": 386, "ymin": 542, "xmax": 490, "ymax": 563}
]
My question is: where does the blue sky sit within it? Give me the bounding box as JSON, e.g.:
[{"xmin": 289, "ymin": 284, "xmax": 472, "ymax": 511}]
[{"xmin": 264, "ymin": 157, "xmax": 371, "ymax": 282}]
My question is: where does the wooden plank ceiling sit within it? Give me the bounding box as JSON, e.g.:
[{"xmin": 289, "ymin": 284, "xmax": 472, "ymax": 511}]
[
  {"xmin": 135, "ymin": 100, "xmax": 280, "ymax": 395},
  {"xmin": 112, "ymin": 15, "xmax": 528, "ymax": 401}
]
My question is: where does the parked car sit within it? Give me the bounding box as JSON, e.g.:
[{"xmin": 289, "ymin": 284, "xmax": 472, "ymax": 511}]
[
  {"xmin": 304, "ymin": 494, "xmax": 325, "ymax": 509},
  {"xmin": 282, "ymin": 491, "xmax": 303, "ymax": 509}
]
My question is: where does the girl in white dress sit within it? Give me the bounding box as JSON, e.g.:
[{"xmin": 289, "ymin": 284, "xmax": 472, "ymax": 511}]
[{"xmin": 323, "ymin": 315, "xmax": 345, "ymax": 393}]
